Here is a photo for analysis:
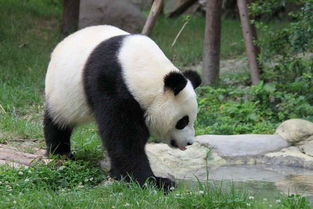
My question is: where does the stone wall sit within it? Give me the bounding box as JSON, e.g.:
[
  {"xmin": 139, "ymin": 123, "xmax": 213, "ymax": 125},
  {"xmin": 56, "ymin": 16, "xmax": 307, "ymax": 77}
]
[{"xmin": 79, "ymin": 0, "xmax": 146, "ymax": 33}]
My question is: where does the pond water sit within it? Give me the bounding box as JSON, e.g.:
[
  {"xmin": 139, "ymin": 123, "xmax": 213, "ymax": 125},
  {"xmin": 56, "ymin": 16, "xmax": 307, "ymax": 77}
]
[{"xmin": 181, "ymin": 164, "xmax": 313, "ymax": 204}]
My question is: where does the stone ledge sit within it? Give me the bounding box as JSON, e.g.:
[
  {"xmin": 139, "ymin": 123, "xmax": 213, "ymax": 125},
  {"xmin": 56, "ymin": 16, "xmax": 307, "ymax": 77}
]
[{"xmin": 0, "ymin": 144, "xmax": 48, "ymax": 168}]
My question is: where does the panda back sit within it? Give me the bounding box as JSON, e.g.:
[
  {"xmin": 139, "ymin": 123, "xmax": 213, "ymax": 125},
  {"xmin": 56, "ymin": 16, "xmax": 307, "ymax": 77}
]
[{"xmin": 45, "ymin": 25, "xmax": 129, "ymax": 126}]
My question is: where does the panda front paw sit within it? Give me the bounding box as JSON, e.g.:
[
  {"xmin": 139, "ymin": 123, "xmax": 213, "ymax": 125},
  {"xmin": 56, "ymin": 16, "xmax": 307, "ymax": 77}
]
[{"xmin": 154, "ymin": 177, "xmax": 176, "ymax": 193}]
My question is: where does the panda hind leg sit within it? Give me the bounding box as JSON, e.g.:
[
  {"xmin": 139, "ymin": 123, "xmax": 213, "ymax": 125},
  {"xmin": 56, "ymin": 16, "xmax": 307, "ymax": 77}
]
[{"xmin": 43, "ymin": 110, "xmax": 74, "ymax": 159}]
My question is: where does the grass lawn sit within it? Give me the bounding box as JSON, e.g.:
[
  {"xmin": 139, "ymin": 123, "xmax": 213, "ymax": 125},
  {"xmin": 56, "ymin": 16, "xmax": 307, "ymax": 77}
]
[
  {"xmin": 1, "ymin": 162, "xmax": 310, "ymax": 209},
  {"xmin": 0, "ymin": 0, "xmax": 311, "ymax": 208}
]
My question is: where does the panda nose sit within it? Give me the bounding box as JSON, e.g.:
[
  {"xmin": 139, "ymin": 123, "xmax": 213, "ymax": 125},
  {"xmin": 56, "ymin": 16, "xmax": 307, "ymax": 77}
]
[{"xmin": 187, "ymin": 142, "xmax": 193, "ymax": 146}]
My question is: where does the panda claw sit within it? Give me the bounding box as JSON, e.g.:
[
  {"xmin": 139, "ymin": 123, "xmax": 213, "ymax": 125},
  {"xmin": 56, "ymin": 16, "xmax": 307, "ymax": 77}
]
[
  {"xmin": 66, "ymin": 152, "xmax": 76, "ymax": 160},
  {"xmin": 154, "ymin": 177, "xmax": 176, "ymax": 193}
]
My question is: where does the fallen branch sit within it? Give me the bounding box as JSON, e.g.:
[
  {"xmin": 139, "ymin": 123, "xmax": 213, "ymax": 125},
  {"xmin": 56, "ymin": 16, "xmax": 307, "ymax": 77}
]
[{"xmin": 142, "ymin": 0, "xmax": 164, "ymax": 36}]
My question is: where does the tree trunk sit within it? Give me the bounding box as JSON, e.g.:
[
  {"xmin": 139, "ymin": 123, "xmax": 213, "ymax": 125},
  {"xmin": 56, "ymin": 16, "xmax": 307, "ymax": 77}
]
[
  {"xmin": 142, "ymin": 0, "xmax": 164, "ymax": 35},
  {"xmin": 237, "ymin": 0, "xmax": 260, "ymax": 85},
  {"xmin": 62, "ymin": 0, "xmax": 80, "ymax": 35},
  {"xmin": 202, "ymin": 0, "xmax": 222, "ymax": 85},
  {"xmin": 248, "ymin": 0, "xmax": 262, "ymax": 74}
]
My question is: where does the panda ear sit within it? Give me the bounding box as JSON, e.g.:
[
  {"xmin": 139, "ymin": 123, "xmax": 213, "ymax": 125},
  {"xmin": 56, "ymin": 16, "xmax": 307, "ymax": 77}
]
[
  {"xmin": 164, "ymin": 72, "xmax": 187, "ymax": 96},
  {"xmin": 183, "ymin": 70, "xmax": 201, "ymax": 89}
]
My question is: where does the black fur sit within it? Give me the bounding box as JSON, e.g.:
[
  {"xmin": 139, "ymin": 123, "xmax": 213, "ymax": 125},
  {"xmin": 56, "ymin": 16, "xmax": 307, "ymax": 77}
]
[
  {"xmin": 43, "ymin": 109, "xmax": 73, "ymax": 158},
  {"xmin": 82, "ymin": 35, "xmax": 175, "ymax": 191},
  {"xmin": 175, "ymin": 115, "xmax": 189, "ymax": 130},
  {"xmin": 183, "ymin": 70, "xmax": 201, "ymax": 89},
  {"xmin": 164, "ymin": 72, "xmax": 187, "ymax": 95}
]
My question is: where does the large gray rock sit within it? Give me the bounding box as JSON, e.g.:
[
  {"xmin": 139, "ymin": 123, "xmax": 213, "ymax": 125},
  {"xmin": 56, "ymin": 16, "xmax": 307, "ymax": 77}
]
[
  {"xmin": 99, "ymin": 134, "xmax": 313, "ymax": 182},
  {"xmin": 165, "ymin": 0, "xmax": 198, "ymax": 17},
  {"xmin": 146, "ymin": 142, "xmax": 225, "ymax": 179},
  {"xmin": 196, "ymin": 134, "xmax": 289, "ymax": 157},
  {"xmin": 262, "ymin": 146, "xmax": 313, "ymax": 169},
  {"xmin": 100, "ymin": 142, "xmax": 225, "ymax": 180},
  {"xmin": 275, "ymin": 119, "xmax": 313, "ymax": 144},
  {"xmin": 131, "ymin": 0, "xmax": 152, "ymax": 10},
  {"xmin": 300, "ymin": 137, "xmax": 313, "ymax": 157},
  {"xmin": 79, "ymin": 0, "xmax": 146, "ymax": 33}
]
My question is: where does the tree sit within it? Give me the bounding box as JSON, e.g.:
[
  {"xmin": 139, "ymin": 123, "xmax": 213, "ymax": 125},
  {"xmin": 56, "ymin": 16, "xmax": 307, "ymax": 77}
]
[
  {"xmin": 202, "ymin": 0, "xmax": 222, "ymax": 85},
  {"xmin": 237, "ymin": 0, "xmax": 261, "ymax": 85},
  {"xmin": 62, "ymin": 0, "xmax": 80, "ymax": 35}
]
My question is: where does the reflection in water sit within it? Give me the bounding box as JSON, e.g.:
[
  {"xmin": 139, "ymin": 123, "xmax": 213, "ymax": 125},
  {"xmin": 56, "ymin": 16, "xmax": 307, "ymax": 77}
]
[
  {"xmin": 183, "ymin": 165, "xmax": 313, "ymax": 204},
  {"xmin": 276, "ymin": 175, "xmax": 313, "ymax": 201}
]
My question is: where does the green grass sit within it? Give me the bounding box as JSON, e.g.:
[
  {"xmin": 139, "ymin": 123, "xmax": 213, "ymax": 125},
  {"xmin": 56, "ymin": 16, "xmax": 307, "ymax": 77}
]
[
  {"xmin": 151, "ymin": 15, "xmax": 245, "ymax": 67},
  {"xmin": 1, "ymin": 163, "xmax": 311, "ymax": 209},
  {"xmin": 0, "ymin": 0, "xmax": 62, "ymax": 141},
  {"xmin": 0, "ymin": 0, "xmax": 312, "ymax": 208},
  {"xmin": 151, "ymin": 15, "xmax": 287, "ymax": 67}
]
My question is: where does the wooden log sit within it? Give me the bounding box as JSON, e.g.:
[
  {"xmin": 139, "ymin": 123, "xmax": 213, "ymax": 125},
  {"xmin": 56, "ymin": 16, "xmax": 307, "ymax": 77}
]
[
  {"xmin": 142, "ymin": 0, "xmax": 164, "ymax": 35},
  {"xmin": 202, "ymin": 0, "xmax": 222, "ymax": 85},
  {"xmin": 0, "ymin": 144, "xmax": 45, "ymax": 167},
  {"xmin": 237, "ymin": 0, "xmax": 261, "ymax": 85}
]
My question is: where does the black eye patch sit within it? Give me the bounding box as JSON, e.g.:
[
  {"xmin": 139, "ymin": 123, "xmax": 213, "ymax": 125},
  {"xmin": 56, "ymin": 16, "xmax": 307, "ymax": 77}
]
[{"xmin": 175, "ymin": 116, "xmax": 189, "ymax": 130}]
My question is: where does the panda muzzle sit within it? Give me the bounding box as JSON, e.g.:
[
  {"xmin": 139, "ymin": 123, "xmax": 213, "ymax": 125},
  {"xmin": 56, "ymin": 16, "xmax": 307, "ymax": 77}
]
[{"xmin": 170, "ymin": 139, "xmax": 186, "ymax": 151}]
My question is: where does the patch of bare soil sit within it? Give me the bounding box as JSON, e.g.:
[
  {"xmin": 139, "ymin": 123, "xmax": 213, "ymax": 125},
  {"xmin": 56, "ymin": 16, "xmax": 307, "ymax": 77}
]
[{"xmin": 186, "ymin": 57, "xmax": 249, "ymax": 74}]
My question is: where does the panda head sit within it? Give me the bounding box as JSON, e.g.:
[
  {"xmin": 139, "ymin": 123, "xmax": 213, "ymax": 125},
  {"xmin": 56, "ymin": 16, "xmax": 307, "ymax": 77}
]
[{"xmin": 145, "ymin": 70, "xmax": 201, "ymax": 150}]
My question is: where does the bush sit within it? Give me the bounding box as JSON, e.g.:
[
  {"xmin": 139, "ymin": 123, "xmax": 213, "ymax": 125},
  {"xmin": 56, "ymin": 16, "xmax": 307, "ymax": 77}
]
[
  {"xmin": 196, "ymin": 1, "xmax": 313, "ymax": 135},
  {"xmin": 251, "ymin": 1, "xmax": 313, "ymax": 102},
  {"xmin": 196, "ymin": 82, "xmax": 313, "ymax": 135}
]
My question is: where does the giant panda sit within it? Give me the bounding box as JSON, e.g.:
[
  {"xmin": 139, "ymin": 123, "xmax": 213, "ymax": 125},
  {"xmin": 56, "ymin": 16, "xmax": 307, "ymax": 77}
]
[{"xmin": 44, "ymin": 25, "xmax": 201, "ymax": 191}]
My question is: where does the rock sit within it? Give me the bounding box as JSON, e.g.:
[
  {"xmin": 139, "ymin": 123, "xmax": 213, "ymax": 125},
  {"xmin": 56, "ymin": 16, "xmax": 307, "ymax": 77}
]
[
  {"xmin": 164, "ymin": 0, "xmax": 198, "ymax": 17},
  {"xmin": 79, "ymin": 0, "xmax": 146, "ymax": 33},
  {"xmin": 100, "ymin": 134, "xmax": 313, "ymax": 182},
  {"xmin": 7, "ymin": 138, "xmax": 45, "ymax": 154},
  {"xmin": 131, "ymin": 0, "xmax": 152, "ymax": 10},
  {"xmin": 299, "ymin": 138, "xmax": 313, "ymax": 157},
  {"xmin": 146, "ymin": 142, "xmax": 225, "ymax": 179},
  {"xmin": 275, "ymin": 119, "xmax": 313, "ymax": 144},
  {"xmin": 99, "ymin": 154, "xmax": 111, "ymax": 172},
  {"xmin": 0, "ymin": 144, "xmax": 47, "ymax": 167},
  {"xmin": 262, "ymin": 146, "xmax": 313, "ymax": 169},
  {"xmin": 196, "ymin": 134, "xmax": 288, "ymax": 157},
  {"xmin": 100, "ymin": 142, "xmax": 225, "ymax": 180}
]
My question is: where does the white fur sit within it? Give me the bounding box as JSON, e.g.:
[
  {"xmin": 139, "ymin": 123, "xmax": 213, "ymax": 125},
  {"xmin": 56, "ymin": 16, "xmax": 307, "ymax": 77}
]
[
  {"xmin": 119, "ymin": 35, "xmax": 198, "ymax": 147},
  {"xmin": 45, "ymin": 25, "xmax": 128, "ymax": 125},
  {"xmin": 145, "ymin": 82, "xmax": 198, "ymax": 147},
  {"xmin": 45, "ymin": 25, "xmax": 198, "ymax": 148}
]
